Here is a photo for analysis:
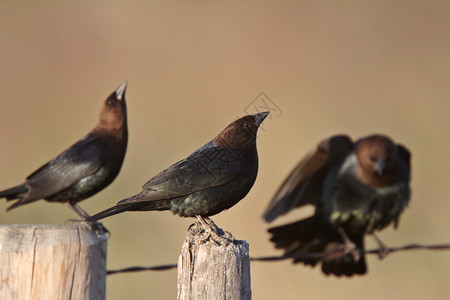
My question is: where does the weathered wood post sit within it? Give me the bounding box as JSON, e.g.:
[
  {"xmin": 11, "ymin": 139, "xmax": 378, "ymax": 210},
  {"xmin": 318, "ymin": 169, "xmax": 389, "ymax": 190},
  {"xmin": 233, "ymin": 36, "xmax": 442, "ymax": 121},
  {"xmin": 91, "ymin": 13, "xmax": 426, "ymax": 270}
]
[
  {"xmin": 177, "ymin": 221, "xmax": 251, "ymax": 300},
  {"xmin": 0, "ymin": 223, "xmax": 107, "ymax": 300}
]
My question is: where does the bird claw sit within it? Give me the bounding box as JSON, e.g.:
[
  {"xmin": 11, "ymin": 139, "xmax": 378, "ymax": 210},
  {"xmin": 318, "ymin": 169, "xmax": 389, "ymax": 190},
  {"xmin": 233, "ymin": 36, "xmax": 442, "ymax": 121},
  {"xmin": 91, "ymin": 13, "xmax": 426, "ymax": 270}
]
[
  {"xmin": 372, "ymin": 233, "xmax": 390, "ymax": 260},
  {"xmin": 63, "ymin": 218, "xmax": 110, "ymax": 238},
  {"xmin": 190, "ymin": 216, "xmax": 235, "ymax": 245},
  {"xmin": 65, "ymin": 218, "xmax": 83, "ymax": 224},
  {"xmin": 376, "ymin": 247, "xmax": 390, "ymax": 259},
  {"xmin": 84, "ymin": 221, "xmax": 110, "ymax": 238},
  {"xmin": 340, "ymin": 243, "xmax": 361, "ymax": 262},
  {"xmin": 336, "ymin": 228, "xmax": 361, "ymax": 262}
]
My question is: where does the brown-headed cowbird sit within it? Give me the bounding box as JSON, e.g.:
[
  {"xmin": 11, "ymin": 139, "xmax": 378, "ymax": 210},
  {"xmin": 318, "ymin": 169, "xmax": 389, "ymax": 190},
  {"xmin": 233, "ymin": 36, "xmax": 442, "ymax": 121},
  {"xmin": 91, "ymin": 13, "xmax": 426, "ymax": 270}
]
[
  {"xmin": 85, "ymin": 111, "xmax": 269, "ymax": 225},
  {"xmin": 0, "ymin": 82, "xmax": 128, "ymax": 218},
  {"xmin": 263, "ymin": 135, "xmax": 411, "ymax": 277}
]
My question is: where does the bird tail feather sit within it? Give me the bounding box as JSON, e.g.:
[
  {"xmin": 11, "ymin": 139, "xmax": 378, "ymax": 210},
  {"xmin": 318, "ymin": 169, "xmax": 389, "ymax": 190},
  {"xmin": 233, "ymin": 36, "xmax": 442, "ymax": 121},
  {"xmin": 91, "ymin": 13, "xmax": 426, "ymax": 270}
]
[
  {"xmin": 85, "ymin": 199, "xmax": 171, "ymax": 223},
  {"xmin": 0, "ymin": 184, "xmax": 27, "ymax": 200},
  {"xmin": 84, "ymin": 204, "xmax": 137, "ymax": 223},
  {"xmin": 268, "ymin": 215, "xmax": 366, "ymax": 276},
  {"xmin": 0, "ymin": 184, "xmax": 28, "ymax": 211}
]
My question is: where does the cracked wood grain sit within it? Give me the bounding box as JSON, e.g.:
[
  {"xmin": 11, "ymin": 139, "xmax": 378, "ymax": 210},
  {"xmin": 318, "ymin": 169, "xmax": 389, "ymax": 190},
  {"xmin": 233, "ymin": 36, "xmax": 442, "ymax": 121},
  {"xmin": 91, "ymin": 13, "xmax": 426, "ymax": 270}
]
[
  {"xmin": 177, "ymin": 221, "xmax": 251, "ymax": 300},
  {"xmin": 0, "ymin": 224, "xmax": 107, "ymax": 300}
]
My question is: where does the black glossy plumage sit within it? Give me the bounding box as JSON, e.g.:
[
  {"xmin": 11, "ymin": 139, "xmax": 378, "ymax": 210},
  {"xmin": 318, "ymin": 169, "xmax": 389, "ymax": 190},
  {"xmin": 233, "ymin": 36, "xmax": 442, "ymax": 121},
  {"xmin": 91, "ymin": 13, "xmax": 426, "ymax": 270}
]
[
  {"xmin": 0, "ymin": 82, "xmax": 128, "ymax": 218},
  {"xmin": 86, "ymin": 111, "xmax": 269, "ymax": 223},
  {"xmin": 264, "ymin": 134, "xmax": 411, "ymax": 277}
]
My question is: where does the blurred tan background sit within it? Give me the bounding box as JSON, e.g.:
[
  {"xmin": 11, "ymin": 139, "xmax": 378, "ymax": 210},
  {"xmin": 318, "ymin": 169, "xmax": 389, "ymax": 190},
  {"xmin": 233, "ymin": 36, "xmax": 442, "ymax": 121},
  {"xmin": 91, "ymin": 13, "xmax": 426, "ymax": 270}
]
[{"xmin": 0, "ymin": 1, "xmax": 449, "ymax": 299}]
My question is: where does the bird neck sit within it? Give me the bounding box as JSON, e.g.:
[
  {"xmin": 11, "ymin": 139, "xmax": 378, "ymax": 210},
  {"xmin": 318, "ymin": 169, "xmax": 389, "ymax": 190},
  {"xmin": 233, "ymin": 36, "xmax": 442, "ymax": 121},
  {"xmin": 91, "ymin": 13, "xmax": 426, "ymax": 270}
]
[
  {"xmin": 354, "ymin": 159, "xmax": 396, "ymax": 187},
  {"xmin": 94, "ymin": 120, "xmax": 128, "ymax": 141}
]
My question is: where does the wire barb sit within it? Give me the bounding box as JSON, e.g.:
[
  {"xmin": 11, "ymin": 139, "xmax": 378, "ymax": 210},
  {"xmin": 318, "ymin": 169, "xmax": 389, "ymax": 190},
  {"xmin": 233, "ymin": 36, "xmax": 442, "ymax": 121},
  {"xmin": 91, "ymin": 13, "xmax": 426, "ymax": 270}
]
[{"xmin": 251, "ymin": 242, "xmax": 450, "ymax": 262}]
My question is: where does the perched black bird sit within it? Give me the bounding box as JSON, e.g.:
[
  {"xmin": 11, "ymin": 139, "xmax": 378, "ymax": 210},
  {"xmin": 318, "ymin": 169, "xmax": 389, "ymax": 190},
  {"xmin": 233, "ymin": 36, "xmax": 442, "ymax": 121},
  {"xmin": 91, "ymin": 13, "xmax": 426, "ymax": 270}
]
[
  {"xmin": 85, "ymin": 111, "xmax": 269, "ymax": 225},
  {"xmin": 0, "ymin": 82, "xmax": 128, "ymax": 218},
  {"xmin": 263, "ymin": 135, "xmax": 411, "ymax": 277}
]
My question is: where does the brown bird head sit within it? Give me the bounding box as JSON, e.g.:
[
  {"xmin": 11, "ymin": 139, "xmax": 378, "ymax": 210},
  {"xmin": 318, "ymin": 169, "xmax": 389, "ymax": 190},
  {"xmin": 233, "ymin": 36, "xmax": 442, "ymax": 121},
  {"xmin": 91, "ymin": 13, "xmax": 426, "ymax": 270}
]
[
  {"xmin": 213, "ymin": 111, "xmax": 269, "ymax": 153},
  {"xmin": 355, "ymin": 135, "xmax": 399, "ymax": 186},
  {"xmin": 97, "ymin": 81, "xmax": 128, "ymax": 136}
]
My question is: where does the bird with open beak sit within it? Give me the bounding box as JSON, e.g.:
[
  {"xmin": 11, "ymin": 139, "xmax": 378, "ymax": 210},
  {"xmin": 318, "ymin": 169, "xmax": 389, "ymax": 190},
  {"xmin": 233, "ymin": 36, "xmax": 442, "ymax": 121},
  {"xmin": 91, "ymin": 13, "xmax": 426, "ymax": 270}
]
[{"xmin": 264, "ymin": 134, "xmax": 411, "ymax": 276}]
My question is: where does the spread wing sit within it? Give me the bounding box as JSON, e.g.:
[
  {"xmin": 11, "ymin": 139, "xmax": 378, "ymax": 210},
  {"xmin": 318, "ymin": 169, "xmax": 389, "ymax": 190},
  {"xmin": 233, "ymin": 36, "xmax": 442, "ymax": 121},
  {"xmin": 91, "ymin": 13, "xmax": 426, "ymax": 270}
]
[
  {"xmin": 118, "ymin": 144, "xmax": 243, "ymax": 205},
  {"xmin": 23, "ymin": 135, "xmax": 105, "ymax": 201},
  {"xmin": 397, "ymin": 144, "xmax": 411, "ymax": 172},
  {"xmin": 263, "ymin": 135, "xmax": 353, "ymax": 222}
]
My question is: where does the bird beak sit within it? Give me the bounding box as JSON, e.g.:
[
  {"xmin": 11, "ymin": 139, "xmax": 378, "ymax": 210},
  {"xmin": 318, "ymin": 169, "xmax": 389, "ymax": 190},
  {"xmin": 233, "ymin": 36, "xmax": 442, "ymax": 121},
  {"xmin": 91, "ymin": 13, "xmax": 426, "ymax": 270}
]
[
  {"xmin": 253, "ymin": 111, "xmax": 270, "ymax": 126},
  {"xmin": 115, "ymin": 81, "xmax": 128, "ymax": 100},
  {"xmin": 374, "ymin": 158, "xmax": 385, "ymax": 175}
]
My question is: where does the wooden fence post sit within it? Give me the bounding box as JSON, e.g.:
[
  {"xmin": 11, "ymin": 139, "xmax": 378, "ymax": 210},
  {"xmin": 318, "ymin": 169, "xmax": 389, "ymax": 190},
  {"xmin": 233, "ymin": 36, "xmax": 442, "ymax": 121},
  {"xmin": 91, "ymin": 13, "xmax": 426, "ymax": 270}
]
[
  {"xmin": 0, "ymin": 223, "xmax": 107, "ymax": 300},
  {"xmin": 177, "ymin": 221, "xmax": 251, "ymax": 300}
]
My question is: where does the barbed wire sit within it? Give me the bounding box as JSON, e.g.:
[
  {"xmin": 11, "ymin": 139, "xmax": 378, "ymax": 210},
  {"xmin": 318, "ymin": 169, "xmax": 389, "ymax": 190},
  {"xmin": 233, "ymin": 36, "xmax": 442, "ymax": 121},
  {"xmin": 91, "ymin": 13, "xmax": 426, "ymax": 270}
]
[
  {"xmin": 107, "ymin": 264, "xmax": 177, "ymax": 275},
  {"xmin": 106, "ymin": 242, "xmax": 450, "ymax": 275}
]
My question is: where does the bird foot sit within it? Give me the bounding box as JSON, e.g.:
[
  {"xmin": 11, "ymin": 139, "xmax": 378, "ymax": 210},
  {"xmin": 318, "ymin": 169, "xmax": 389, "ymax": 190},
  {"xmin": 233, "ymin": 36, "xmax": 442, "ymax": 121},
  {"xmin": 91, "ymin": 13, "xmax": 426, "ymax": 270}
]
[
  {"xmin": 191, "ymin": 216, "xmax": 235, "ymax": 245},
  {"xmin": 64, "ymin": 219, "xmax": 110, "ymax": 238},
  {"xmin": 336, "ymin": 228, "xmax": 361, "ymax": 262},
  {"xmin": 65, "ymin": 218, "xmax": 82, "ymax": 224},
  {"xmin": 89, "ymin": 222, "xmax": 110, "ymax": 237},
  {"xmin": 372, "ymin": 233, "xmax": 390, "ymax": 260},
  {"xmin": 337, "ymin": 242, "xmax": 361, "ymax": 262},
  {"xmin": 196, "ymin": 216, "xmax": 222, "ymax": 233}
]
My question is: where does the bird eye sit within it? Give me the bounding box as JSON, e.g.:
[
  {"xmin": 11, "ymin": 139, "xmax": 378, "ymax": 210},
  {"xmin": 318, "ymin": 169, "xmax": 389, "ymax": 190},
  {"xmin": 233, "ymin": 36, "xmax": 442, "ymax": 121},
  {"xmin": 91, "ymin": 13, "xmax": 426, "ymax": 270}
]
[
  {"xmin": 244, "ymin": 122, "xmax": 249, "ymax": 127},
  {"xmin": 107, "ymin": 99, "xmax": 115, "ymax": 106},
  {"xmin": 369, "ymin": 155, "xmax": 376, "ymax": 162}
]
